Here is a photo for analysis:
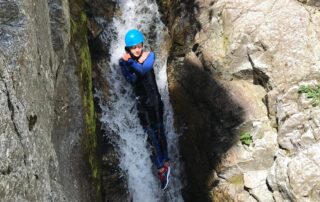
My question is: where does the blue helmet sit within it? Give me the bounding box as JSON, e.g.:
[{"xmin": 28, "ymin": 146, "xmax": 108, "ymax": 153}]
[{"xmin": 125, "ymin": 29, "xmax": 144, "ymax": 47}]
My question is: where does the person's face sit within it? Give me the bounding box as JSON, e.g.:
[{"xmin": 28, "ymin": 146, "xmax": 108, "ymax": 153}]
[{"xmin": 129, "ymin": 43, "xmax": 143, "ymax": 57}]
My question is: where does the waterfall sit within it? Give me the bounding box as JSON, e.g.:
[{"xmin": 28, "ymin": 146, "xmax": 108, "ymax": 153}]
[{"xmin": 96, "ymin": 0, "xmax": 184, "ymax": 201}]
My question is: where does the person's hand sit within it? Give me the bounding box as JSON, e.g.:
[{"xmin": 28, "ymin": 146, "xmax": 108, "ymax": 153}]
[
  {"xmin": 138, "ymin": 51, "xmax": 150, "ymax": 63},
  {"xmin": 122, "ymin": 53, "xmax": 131, "ymax": 61}
]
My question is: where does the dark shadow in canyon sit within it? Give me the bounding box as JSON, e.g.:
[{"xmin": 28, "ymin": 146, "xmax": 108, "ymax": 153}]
[
  {"xmin": 168, "ymin": 55, "xmax": 246, "ymax": 202},
  {"xmin": 157, "ymin": 0, "xmax": 247, "ymax": 201}
]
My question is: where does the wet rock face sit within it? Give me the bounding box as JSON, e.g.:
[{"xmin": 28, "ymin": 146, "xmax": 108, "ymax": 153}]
[
  {"xmin": 160, "ymin": 0, "xmax": 320, "ymax": 201},
  {"xmin": 48, "ymin": 0, "xmax": 70, "ymax": 54},
  {"xmin": 86, "ymin": 0, "xmax": 130, "ymax": 201},
  {"xmin": 1, "ymin": 0, "xmax": 95, "ymax": 201},
  {"xmin": 156, "ymin": 0, "xmax": 200, "ymax": 56},
  {"xmin": 0, "ymin": 0, "xmax": 65, "ymax": 200},
  {"xmin": 0, "ymin": 1, "xmax": 19, "ymax": 22},
  {"xmin": 101, "ymin": 138, "xmax": 129, "ymax": 202}
]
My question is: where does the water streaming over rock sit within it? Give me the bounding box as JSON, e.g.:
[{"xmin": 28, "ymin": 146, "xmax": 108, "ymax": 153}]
[{"xmin": 95, "ymin": 0, "xmax": 184, "ymax": 201}]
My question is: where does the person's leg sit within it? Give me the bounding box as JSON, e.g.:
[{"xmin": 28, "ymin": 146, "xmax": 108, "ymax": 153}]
[
  {"xmin": 151, "ymin": 96, "xmax": 169, "ymax": 162},
  {"xmin": 145, "ymin": 96, "xmax": 171, "ymax": 189},
  {"xmin": 147, "ymin": 98, "xmax": 169, "ymax": 166},
  {"xmin": 137, "ymin": 99, "xmax": 165, "ymax": 168},
  {"xmin": 153, "ymin": 123, "xmax": 169, "ymax": 162},
  {"xmin": 145, "ymin": 128, "xmax": 164, "ymax": 169}
]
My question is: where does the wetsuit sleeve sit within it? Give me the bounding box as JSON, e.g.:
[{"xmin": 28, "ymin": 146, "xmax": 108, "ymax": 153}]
[
  {"xmin": 127, "ymin": 52, "xmax": 155, "ymax": 75},
  {"xmin": 119, "ymin": 59, "xmax": 137, "ymax": 84}
]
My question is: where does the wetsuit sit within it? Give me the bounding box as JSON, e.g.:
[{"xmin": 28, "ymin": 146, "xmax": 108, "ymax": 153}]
[{"xmin": 119, "ymin": 51, "xmax": 169, "ymax": 169}]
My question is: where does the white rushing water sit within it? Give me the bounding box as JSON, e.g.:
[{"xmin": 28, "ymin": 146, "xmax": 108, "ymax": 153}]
[{"xmin": 97, "ymin": 0, "xmax": 184, "ymax": 201}]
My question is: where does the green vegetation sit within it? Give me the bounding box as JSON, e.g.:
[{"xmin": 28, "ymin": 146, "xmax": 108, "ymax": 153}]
[
  {"xmin": 70, "ymin": 0, "xmax": 102, "ymax": 201},
  {"xmin": 298, "ymin": 85, "xmax": 320, "ymax": 106},
  {"xmin": 70, "ymin": 18, "xmax": 77, "ymax": 36},
  {"xmin": 240, "ymin": 132, "xmax": 253, "ymax": 146},
  {"xmin": 228, "ymin": 174, "xmax": 244, "ymax": 186}
]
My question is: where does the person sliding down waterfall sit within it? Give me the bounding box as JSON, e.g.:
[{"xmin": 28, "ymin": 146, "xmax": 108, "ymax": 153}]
[{"xmin": 119, "ymin": 29, "xmax": 170, "ymax": 190}]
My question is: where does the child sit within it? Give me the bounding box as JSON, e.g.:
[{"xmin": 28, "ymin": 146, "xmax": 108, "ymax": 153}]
[{"xmin": 119, "ymin": 29, "xmax": 170, "ymax": 190}]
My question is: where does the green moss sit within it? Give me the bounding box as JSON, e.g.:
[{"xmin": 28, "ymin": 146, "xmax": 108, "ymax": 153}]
[
  {"xmin": 80, "ymin": 11, "xmax": 87, "ymax": 23},
  {"xmin": 221, "ymin": 34, "xmax": 232, "ymax": 66},
  {"xmin": 69, "ymin": 0, "xmax": 102, "ymax": 201},
  {"xmin": 70, "ymin": 19, "xmax": 77, "ymax": 36},
  {"xmin": 228, "ymin": 174, "xmax": 244, "ymax": 186},
  {"xmin": 223, "ymin": 35, "xmax": 229, "ymax": 51},
  {"xmin": 298, "ymin": 85, "xmax": 320, "ymax": 106}
]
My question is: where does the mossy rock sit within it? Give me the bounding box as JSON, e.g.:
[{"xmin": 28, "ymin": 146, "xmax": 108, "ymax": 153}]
[{"xmin": 69, "ymin": 0, "xmax": 102, "ymax": 201}]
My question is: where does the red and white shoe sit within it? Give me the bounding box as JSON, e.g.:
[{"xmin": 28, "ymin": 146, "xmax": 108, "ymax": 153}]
[{"xmin": 158, "ymin": 163, "xmax": 170, "ymax": 190}]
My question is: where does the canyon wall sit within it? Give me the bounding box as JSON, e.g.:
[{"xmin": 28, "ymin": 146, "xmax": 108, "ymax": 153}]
[
  {"xmin": 0, "ymin": 0, "xmax": 101, "ymax": 201},
  {"xmin": 158, "ymin": 0, "xmax": 320, "ymax": 201}
]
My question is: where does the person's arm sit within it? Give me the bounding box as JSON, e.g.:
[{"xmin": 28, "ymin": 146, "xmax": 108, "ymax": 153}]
[
  {"xmin": 138, "ymin": 51, "xmax": 150, "ymax": 63},
  {"xmin": 119, "ymin": 59, "xmax": 137, "ymax": 84},
  {"xmin": 127, "ymin": 52, "xmax": 155, "ymax": 75}
]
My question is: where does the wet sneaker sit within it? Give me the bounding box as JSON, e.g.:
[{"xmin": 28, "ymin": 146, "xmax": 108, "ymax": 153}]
[{"xmin": 158, "ymin": 164, "xmax": 170, "ymax": 190}]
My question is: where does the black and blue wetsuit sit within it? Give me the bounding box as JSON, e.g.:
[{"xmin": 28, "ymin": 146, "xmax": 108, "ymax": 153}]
[{"xmin": 119, "ymin": 52, "xmax": 169, "ymax": 169}]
